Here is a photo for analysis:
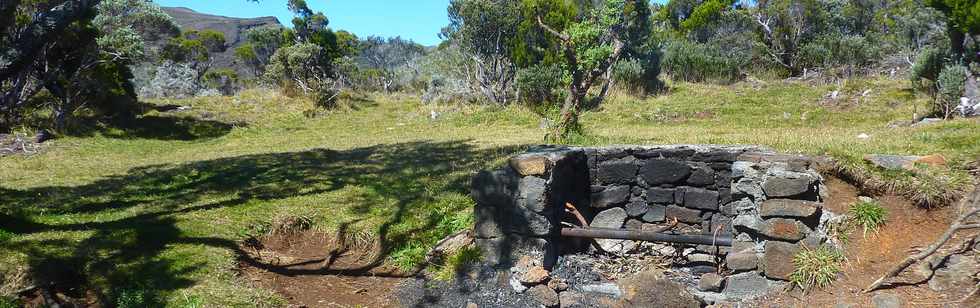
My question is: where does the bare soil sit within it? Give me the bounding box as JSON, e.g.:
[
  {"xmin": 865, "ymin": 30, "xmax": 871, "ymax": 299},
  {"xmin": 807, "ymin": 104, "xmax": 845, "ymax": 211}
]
[
  {"xmin": 751, "ymin": 176, "xmax": 959, "ymax": 307},
  {"xmin": 238, "ymin": 230, "xmax": 409, "ymax": 308}
]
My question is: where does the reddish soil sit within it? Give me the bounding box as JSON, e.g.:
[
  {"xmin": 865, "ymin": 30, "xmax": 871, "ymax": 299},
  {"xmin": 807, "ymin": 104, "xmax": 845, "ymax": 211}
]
[
  {"xmin": 238, "ymin": 231, "xmax": 410, "ymax": 308},
  {"xmin": 757, "ymin": 176, "xmax": 959, "ymax": 307}
]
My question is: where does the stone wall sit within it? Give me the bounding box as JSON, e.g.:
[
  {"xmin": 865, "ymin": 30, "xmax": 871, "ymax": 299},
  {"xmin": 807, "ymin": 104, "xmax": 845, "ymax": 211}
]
[{"xmin": 471, "ymin": 145, "xmax": 836, "ymax": 302}]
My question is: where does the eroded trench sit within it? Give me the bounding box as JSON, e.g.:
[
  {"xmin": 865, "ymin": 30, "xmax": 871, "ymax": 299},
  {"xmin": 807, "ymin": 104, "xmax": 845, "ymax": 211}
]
[{"xmin": 471, "ymin": 145, "xmax": 843, "ymax": 306}]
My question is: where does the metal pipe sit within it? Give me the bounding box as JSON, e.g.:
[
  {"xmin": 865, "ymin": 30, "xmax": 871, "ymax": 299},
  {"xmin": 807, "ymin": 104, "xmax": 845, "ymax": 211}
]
[{"xmin": 560, "ymin": 227, "xmax": 733, "ymax": 247}]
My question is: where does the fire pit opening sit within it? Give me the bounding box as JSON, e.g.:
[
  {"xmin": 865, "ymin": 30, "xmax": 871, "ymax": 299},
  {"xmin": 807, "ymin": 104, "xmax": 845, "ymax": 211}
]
[{"xmin": 471, "ymin": 145, "xmax": 840, "ymax": 305}]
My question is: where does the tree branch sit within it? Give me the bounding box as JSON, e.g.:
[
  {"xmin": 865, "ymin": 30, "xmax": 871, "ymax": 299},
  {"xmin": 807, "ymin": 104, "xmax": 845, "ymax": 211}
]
[
  {"xmin": 864, "ymin": 206, "xmax": 980, "ymax": 292},
  {"xmin": 537, "ymin": 16, "xmax": 569, "ymax": 42}
]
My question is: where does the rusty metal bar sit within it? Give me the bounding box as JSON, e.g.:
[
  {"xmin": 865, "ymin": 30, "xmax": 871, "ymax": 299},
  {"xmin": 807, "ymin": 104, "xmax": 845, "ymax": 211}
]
[{"xmin": 560, "ymin": 227, "xmax": 733, "ymax": 246}]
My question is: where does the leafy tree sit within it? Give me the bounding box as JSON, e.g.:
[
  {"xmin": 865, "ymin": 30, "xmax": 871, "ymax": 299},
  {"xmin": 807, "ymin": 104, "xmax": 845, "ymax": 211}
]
[
  {"xmin": 1, "ymin": 0, "xmax": 177, "ymax": 131},
  {"xmin": 512, "ymin": 0, "xmax": 581, "ymax": 68},
  {"xmin": 445, "ymin": 0, "xmax": 522, "ymax": 104},
  {"xmin": 235, "ymin": 25, "xmax": 291, "ymax": 75},
  {"xmin": 358, "ymin": 36, "xmax": 425, "ymax": 92},
  {"xmin": 538, "ymin": 0, "xmax": 650, "ymax": 140}
]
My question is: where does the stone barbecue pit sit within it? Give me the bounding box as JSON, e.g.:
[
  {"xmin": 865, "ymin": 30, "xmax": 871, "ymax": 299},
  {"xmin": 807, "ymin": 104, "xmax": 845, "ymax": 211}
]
[{"xmin": 471, "ymin": 145, "xmax": 841, "ymax": 306}]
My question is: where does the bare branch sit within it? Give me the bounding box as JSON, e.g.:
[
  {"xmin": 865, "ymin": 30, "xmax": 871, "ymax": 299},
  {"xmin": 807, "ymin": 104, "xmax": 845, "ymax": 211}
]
[{"xmin": 537, "ymin": 16, "xmax": 569, "ymax": 42}]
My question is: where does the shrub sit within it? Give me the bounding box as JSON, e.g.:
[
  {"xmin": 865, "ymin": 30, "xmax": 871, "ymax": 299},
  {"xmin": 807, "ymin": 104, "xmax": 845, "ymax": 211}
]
[
  {"xmin": 799, "ymin": 34, "xmax": 878, "ymax": 76},
  {"xmin": 661, "ymin": 40, "xmax": 743, "ymax": 83},
  {"xmin": 910, "ymin": 47, "xmax": 945, "ymax": 91},
  {"xmin": 0, "ymin": 297, "xmax": 20, "ymax": 308},
  {"xmin": 849, "ymin": 198, "xmax": 887, "ymax": 235},
  {"xmin": 515, "ymin": 64, "xmax": 565, "ymax": 106},
  {"xmin": 936, "ymin": 64, "xmax": 968, "ymax": 119},
  {"xmin": 202, "ymin": 68, "xmax": 239, "ymax": 95},
  {"xmin": 790, "ymin": 246, "xmax": 845, "ymax": 292},
  {"xmin": 138, "ymin": 61, "xmax": 200, "ymax": 99},
  {"xmin": 612, "ymin": 58, "xmax": 647, "ymax": 95}
]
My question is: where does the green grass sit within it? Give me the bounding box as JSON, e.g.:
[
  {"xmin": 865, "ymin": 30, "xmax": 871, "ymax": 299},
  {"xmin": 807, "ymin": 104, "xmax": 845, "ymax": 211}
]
[
  {"xmin": 790, "ymin": 245, "xmax": 846, "ymax": 292},
  {"xmin": 849, "ymin": 199, "xmax": 888, "ymax": 235},
  {"xmin": 0, "ymin": 78, "xmax": 976, "ymax": 306}
]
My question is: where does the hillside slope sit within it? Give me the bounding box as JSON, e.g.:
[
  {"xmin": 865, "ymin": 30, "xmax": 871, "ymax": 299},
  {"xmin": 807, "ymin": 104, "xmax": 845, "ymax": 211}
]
[{"xmin": 162, "ymin": 7, "xmax": 282, "ymax": 76}]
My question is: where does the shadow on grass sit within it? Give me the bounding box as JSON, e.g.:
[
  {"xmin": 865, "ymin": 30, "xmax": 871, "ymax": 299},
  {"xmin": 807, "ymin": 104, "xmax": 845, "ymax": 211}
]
[{"xmin": 0, "ymin": 140, "xmax": 525, "ymax": 305}]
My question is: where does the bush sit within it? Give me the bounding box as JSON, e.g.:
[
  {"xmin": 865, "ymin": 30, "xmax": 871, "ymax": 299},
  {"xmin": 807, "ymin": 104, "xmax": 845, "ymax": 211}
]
[
  {"xmin": 661, "ymin": 40, "xmax": 743, "ymax": 83},
  {"xmin": 799, "ymin": 34, "xmax": 878, "ymax": 76},
  {"xmin": 849, "ymin": 198, "xmax": 887, "ymax": 235},
  {"xmin": 936, "ymin": 64, "xmax": 968, "ymax": 118},
  {"xmin": 138, "ymin": 61, "xmax": 200, "ymax": 99},
  {"xmin": 790, "ymin": 246, "xmax": 845, "ymax": 292},
  {"xmin": 910, "ymin": 47, "xmax": 945, "ymax": 91},
  {"xmin": 202, "ymin": 68, "xmax": 239, "ymax": 95},
  {"xmin": 515, "ymin": 64, "xmax": 565, "ymax": 106},
  {"xmin": 612, "ymin": 58, "xmax": 647, "ymax": 95}
]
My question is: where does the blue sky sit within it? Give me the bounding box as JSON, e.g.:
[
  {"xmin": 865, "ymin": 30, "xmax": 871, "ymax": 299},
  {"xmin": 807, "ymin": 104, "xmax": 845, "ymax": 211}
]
[
  {"xmin": 154, "ymin": 1, "xmax": 667, "ymax": 46},
  {"xmin": 154, "ymin": 0, "xmax": 453, "ymax": 46}
]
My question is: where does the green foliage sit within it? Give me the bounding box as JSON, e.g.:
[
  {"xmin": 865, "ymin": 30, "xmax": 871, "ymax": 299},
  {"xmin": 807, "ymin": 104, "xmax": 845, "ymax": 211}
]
[
  {"xmin": 936, "ymin": 64, "xmax": 968, "ymax": 118},
  {"xmin": 911, "ymin": 47, "xmax": 947, "ymax": 89},
  {"xmin": 513, "ymin": 0, "xmax": 580, "ymax": 67},
  {"xmin": 0, "ymin": 297, "xmax": 20, "ymax": 308},
  {"xmin": 849, "ymin": 199, "xmax": 887, "ymax": 235},
  {"xmin": 115, "ymin": 288, "xmax": 150, "ymax": 308},
  {"xmin": 611, "ymin": 58, "xmax": 647, "ymax": 94},
  {"xmin": 926, "ymin": 0, "xmax": 980, "ymax": 35},
  {"xmin": 680, "ymin": 0, "xmax": 732, "ymax": 33},
  {"xmin": 790, "ymin": 246, "xmax": 845, "ymax": 292},
  {"xmin": 203, "ymin": 68, "xmax": 239, "ymax": 95},
  {"xmin": 236, "ymin": 26, "xmax": 291, "ymax": 75},
  {"xmin": 662, "ymin": 39, "xmax": 742, "ymax": 83},
  {"xmin": 433, "ymin": 246, "xmax": 482, "ymax": 281},
  {"xmin": 799, "ymin": 34, "xmax": 878, "ymax": 75},
  {"xmin": 516, "ymin": 63, "xmax": 566, "ymax": 105}
]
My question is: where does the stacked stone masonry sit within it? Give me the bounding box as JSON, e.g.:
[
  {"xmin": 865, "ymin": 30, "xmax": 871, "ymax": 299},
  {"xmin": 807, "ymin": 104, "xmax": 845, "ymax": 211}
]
[{"xmin": 472, "ymin": 145, "xmax": 836, "ymax": 302}]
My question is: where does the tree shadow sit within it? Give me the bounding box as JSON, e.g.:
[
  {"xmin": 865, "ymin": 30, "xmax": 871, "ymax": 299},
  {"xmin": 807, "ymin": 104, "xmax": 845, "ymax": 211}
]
[{"xmin": 0, "ymin": 140, "xmax": 526, "ymax": 305}]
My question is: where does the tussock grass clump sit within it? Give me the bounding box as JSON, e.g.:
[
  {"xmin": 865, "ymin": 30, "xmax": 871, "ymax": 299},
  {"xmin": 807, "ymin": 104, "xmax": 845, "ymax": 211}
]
[
  {"xmin": 849, "ymin": 199, "xmax": 887, "ymax": 235},
  {"xmin": 790, "ymin": 246, "xmax": 845, "ymax": 292},
  {"xmin": 432, "ymin": 246, "xmax": 482, "ymax": 281},
  {"xmin": 828, "ymin": 153, "xmax": 973, "ymax": 208}
]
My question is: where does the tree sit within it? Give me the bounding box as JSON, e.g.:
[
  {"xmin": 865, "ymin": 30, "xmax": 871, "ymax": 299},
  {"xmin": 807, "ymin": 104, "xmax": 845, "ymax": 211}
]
[
  {"xmin": 445, "ymin": 0, "xmax": 522, "ymax": 104},
  {"xmin": 926, "ymin": 0, "xmax": 980, "ymax": 60},
  {"xmin": 1, "ymin": 0, "xmax": 177, "ymax": 131},
  {"xmin": 358, "ymin": 36, "xmax": 425, "ymax": 92},
  {"xmin": 538, "ymin": 0, "xmax": 649, "ymax": 141},
  {"xmin": 234, "ymin": 25, "xmax": 291, "ymax": 75}
]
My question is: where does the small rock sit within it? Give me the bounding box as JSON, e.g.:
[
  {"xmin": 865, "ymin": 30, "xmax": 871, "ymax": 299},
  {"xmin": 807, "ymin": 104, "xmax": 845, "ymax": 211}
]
[
  {"xmin": 647, "ymin": 187, "xmax": 675, "ymax": 203},
  {"xmin": 547, "ymin": 278, "xmax": 569, "ymax": 291},
  {"xmin": 863, "ymin": 154, "xmax": 921, "ymax": 171},
  {"xmin": 760, "ymin": 199, "xmax": 821, "ymax": 218},
  {"xmin": 466, "ymin": 302, "xmax": 478, "ymax": 308},
  {"xmin": 642, "ymin": 204, "xmax": 666, "ymax": 223},
  {"xmin": 510, "ymin": 274, "xmax": 528, "ymax": 293},
  {"xmin": 640, "ymin": 159, "xmax": 692, "ymax": 185},
  {"xmin": 510, "ymin": 155, "xmax": 551, "ymax": 176},
  {"xmin": 666, "ymin": 205, "xmax": 702, "ymax": 224},
  {"xmin": 857, "ymin": 133, "xmax": 870, "ymax": 140},
  {"xmin": 684, "ymin": 188, "xmax": 720, "ymax": 210},
  {"xmin": 597, "ymin": 157, "xmax": 639, "ymax": 184},
  {"xmin": 581, "ymin": 283, "xmax": 623, "ymax": 298},
  {"xmin": 698, "ymin": 273, "xmax": 725, "ymax": 292},
  {"xmin": 521, "ymin": 266, "xmax": 550, "ymax": 285},
  {"xmin": 528, "ymin": 285, "xmax": 560, "ymax": 307},
  {"xmin": 559, "ymin": 291, "xmax": 586, "ymax": 308},
  {"xmin": 726, "ymin": 252, "xmax": 758, "ymax": 272},
  {"xmin": 591, "ymin": 207, "xmax": 633, "ymax": 252},
  {"xmin": 591, "ymin": 186, "xmax": 630, "ymax": 208},
  {"xmin": 761, "ymin": 218, "xmax": 806, "ymax": 241},
  {"xmin": 763, "ymin": 241, "xmax": 800, "ymax": 280},
  {"xmin": 928, "ymin": 254, "xmax": 980, "ymax": 293},
  {"xmin": 721, "ymin": 272, "xmax": 771, "ymax": 300},
  {"xmin": 913, "ymin": 117, "xmax": 942, "ymax": 126},
  {"xmin": 762, "ymin": 172, "xmax": 813, "ymax": 198},
  {"xmin": 34, "ymin": 130, "xmax": 53, "ymax": 143},
  {"xmin": 914, "ymin": 154, "xmax": 946, "ymax": 167},
  {"xmin": 625, "ymin": 201, "xmax": 648, "ymax": 217},
  {"xmin": 871, "ymin": 293, "xmax": 903, "ymax": 308},
  {"xmin": 619, "ymin": 272, "xmax": 700, "ymax": 308},
  {"xmin": 687, "ymin": 167, "xmax": 716, "ymax": 186}
]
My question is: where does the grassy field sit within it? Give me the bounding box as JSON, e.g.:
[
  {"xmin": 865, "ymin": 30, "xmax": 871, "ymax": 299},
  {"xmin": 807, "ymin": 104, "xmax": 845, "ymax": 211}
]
[{"xmin": 1, "ymin": 78, "xmax": 977, "ymax": 307}]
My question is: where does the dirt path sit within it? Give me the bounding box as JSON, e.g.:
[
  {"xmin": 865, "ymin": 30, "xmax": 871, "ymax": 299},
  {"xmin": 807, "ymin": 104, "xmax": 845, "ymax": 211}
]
[{"xmin": 238, "ymin": 231, "xmax": 409, "ymax": 308}]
